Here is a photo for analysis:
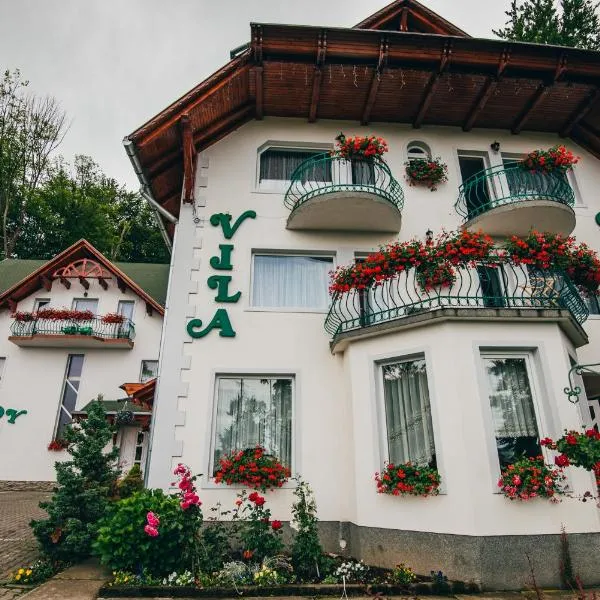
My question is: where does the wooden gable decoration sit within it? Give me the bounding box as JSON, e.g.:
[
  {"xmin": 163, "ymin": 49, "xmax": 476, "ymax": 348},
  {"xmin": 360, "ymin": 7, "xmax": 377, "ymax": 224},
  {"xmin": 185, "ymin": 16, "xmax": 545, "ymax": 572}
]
[
  {"xmin": 354, "ymin": 0, "xmax": 469, "ymax": 36},
  {"xmin": 53, "ymin": 258, "xmax": 113, "ymax": 279}
]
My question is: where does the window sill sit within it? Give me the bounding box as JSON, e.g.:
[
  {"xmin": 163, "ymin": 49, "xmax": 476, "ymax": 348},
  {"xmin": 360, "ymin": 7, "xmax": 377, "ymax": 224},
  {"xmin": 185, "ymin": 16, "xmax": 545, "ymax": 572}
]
[
  {"xmin": 199, "ymin": 479, "xmax": 295, "ymax": 491},
  {"xmin": 245, "ymin": 307, "xmax": 329, "ymax": 314}
]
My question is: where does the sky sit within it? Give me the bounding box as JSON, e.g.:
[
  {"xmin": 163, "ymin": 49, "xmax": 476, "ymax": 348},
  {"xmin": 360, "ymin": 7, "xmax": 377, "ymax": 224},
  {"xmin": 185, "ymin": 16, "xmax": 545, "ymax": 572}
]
[{"xmin": 0, "ymin": 1, "xmax": 511, "ymax": 189}]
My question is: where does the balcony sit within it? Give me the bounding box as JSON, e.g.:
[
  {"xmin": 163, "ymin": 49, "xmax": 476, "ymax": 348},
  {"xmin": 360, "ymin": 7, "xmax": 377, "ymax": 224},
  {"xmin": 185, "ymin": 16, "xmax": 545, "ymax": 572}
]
[
  {"xmin": 284, "ymin": 154, "xmax": 404, "ymax": 232},
  {"xmin": 455, "ymin": 165, "xmax": 576, "ymax": 237},
  {"xmin": 9, "ymin": 316, "xmax": 135, "ymax": 348},
  {"xmin": 325, "ymin": 262, "xmax": 588, "ymax": 352}
]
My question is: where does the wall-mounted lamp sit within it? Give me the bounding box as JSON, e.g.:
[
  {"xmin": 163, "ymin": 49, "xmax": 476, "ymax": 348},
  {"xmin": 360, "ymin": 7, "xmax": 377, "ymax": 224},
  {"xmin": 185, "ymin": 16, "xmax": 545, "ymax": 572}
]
[
  {"xmin": 425, "ymin": 229, "xmax": 434, "ymax": 243},
  {"xmin": 490, "ymin": 141, "xmax": 501, "ymax": 153}
]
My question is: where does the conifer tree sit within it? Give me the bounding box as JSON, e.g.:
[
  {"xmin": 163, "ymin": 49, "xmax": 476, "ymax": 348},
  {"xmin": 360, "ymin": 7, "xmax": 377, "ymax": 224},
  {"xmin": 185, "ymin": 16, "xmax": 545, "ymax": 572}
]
[{"xmin": 31, "ymin": 400, "xmax": 120, "ymax": 563}]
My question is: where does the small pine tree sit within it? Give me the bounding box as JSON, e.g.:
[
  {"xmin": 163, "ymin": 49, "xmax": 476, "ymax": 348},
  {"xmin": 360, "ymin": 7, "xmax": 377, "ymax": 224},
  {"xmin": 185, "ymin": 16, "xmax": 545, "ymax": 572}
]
[
  {"xmin": 494, "ymin": 0, "xmax": 600, "ymax": 50},
  {"xmin": 291, "ymin": 478, "xmax": 325, "ymax": 582},
  {"xmin": 31, "ymin": 399, "xmax": 120, "ymax": 563}
]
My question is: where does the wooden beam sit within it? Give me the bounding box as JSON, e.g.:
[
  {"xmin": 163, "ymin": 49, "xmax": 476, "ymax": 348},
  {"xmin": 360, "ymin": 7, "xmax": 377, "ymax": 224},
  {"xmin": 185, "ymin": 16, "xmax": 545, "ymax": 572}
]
[
  {"xmin": 561, "ymin": 88, "xmax": 600, "ymax": 137},
  {"xmin": 146, "ymin": 302, "xmax": 153, "ymax": 316},
  {"xmin": 7, "ymin": 298, "xmax": 17, "ymax": 312},
  {"xmin": 98, "ymin": 277, "xmax": 108, "ymax": 291},
  {"xmin": 463, "ymin": 47, "xmax": 510, "ymax": 132},
  {"xmin": 362, "ymin": 38, "xmax": 388, "ymax": 126},
  {"xmin": 254, "ymin": 66, "xmax": 264, "ymax": 120},
  {"xmin": 512, "ymin": 84, "xmax": 550, "ymax": 134},
  {"xmin": 193, "ymin": 105, "xmax": 255, "ymax": 147},
  {"xmin": 117, "ymin": 278, "xmax": 127, "ymax": 293},
  {"xmin": 59, "ymin": 276, "xmax": 71, "ymax": 290},
  {"xmin": 78, "ymin": 276, "xmax": 90, "ymax": 290},
  {"xmin": 308, "ymin": 31, "xmax": 327, "ymax": 123},
  {"xmin": 40, "ymin": 276, "xmax": 52, "ymax": 291},
  {"xmin": 400, "ymin": 7, "xmax": 409, "ymax": 31},
  {"xmin": 180, "ymin": 114, "xmax": 196, "ymax": 204},
  {"xmin": 414, "ymin": 41, "xmax": 452, "ymax": 128}
]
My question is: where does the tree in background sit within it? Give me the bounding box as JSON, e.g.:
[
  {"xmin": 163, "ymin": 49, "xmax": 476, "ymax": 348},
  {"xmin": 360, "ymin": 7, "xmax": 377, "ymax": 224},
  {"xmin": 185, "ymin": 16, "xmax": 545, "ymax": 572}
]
[
  {"xmin": 14, "ymin": 155, "xmax": 169, "ymax": 263},
  {"xmin": 0, "ymin": 69, "xmax": 67, "ymax": 258},
  {"xmin": 494, "ymin": 0, "xmax": 600, "ymax": 50}
]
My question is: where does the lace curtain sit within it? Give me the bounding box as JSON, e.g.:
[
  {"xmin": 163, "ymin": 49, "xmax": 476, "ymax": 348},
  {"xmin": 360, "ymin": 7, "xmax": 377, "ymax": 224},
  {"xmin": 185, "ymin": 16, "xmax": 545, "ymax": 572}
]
[{"xmin": 382, "ymin": 359, "xmax": 436, "ymax": 467}]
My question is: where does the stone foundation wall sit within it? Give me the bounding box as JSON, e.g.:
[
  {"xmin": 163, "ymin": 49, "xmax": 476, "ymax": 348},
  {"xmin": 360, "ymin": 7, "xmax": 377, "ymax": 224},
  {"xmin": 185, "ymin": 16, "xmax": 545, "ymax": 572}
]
[
  {"xmin": 0, "ymin": 480, "xmax": 55, "ymax": 492},
  {"xmin": 317, "ymin": 522, "xmax": 600, "ymax": 590}
]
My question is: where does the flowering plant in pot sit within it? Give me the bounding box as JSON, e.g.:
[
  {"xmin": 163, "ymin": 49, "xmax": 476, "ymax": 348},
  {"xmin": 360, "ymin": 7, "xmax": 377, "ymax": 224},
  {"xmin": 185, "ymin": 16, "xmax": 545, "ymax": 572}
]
[
  {"xmin": 214, "ymin": 446, "xmax": 290, "ymax": 491},
  {"xmin": 497, "ymin": 455, "xmax": 565, "ymax": 501},
  {"xmin": 375, "ymin": 462, "xmax": 441, "ymax": 497},
  {"xmin": 415, "ymin": 261, "xmax": 456, "ymax": 291},
  {"xmin": 541, "ymin": 429, "xmax": 600, "ymax": 487},
  {"xmin": 12, "ymin": 311, "xmax": 35, "ymax": 322},
  {"xmin": 405, "ymin": 157, "xmax": 448, "ymax": 191},
  {"xmin": 520, "ymin": 144, "xmax": 579, "ymax": 175},
  {"xmin": 439, "ymin": 230, "xmax": 495, "ymax": 265},
  {"xmin": 101, "ymin": 313, "xmax": 125, "ymax": 324},
  {"xmin": 37, "ymin": 308, "xmax": 95, "ymax": 321},
  {"xmin": 47, "ymin": 439, "xmax": 69, "ymax": 451},
  {"xmin": 334, "ymin": 133, "xmax": 388, "ymax": 160}
]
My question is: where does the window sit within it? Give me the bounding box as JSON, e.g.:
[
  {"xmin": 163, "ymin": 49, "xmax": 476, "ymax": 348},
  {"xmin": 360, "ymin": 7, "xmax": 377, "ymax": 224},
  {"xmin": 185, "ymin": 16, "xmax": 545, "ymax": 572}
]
[
  {"xmin": 117, "ymin": 300, "xmax": 135, "ymax": 321},
  {"xmin": 259, "ymin": 148, "xmax": 330, "ymax": 183},
  {"xmin": 73, "ymin": 298, "xmax": 98, "ymax": 314},
  {"xmin": 34, "ymin": 298, "xmax": 50, "ymax": 311},
  {"xmin": 140, "ymin": 360, "xmax": 158, "ymax": 383},
  {"xmin": 481, "ymin": 354, "xmax": 542, "ymax": 469},
  {"xmin": 55, "ymin": 354, "xmax": 84, "ymax": 438},
  {"xmin": 477, "ymin": 266, "xmax": 505, "ymax": 308},
  {"xmin": 407, "ymin": 141, "xmax": 431, "ymax": 162},
  {"xmin": 585, "ymin": 294, "xmax": 600, "ymax": 315},
  {"xmin": 212, "ymin": 376, "xmax": 293, "ymax": 474},
  {"xmin": 0, "ymin": 357, "xmax": 5, "ymax": 381},
  {"xmin": 380, "ymin": 357, "xmax": 436, "ymax": 468},
  {"xmin": 134, "ymin": 430, "xmax": 146, "ymax": 468},
  {"xmin": 252, "ymin": 254, "xmax": 333, "ymax": 310},
  {"xmin": 458, "ymin": 152, "xmax": 490, "ymax": 218}
]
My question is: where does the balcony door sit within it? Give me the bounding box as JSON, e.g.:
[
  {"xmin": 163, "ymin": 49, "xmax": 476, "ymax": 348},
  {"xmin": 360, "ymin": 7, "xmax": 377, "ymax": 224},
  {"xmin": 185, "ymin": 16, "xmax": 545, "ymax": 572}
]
[
  {"xmin": 458, "ymin": 154, "xmax": 490, "ymax": 219},
  {"xmin": 73, "ymin": 298, "xmax": 98, "ymax": 315}
]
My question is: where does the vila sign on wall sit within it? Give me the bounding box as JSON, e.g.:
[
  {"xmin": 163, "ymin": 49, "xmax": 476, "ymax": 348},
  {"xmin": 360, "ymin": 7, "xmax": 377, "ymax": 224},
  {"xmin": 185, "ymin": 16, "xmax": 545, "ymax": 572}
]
[{"xmin": 187, "ymin": 211, "xmax": 256, "ymax": 339}]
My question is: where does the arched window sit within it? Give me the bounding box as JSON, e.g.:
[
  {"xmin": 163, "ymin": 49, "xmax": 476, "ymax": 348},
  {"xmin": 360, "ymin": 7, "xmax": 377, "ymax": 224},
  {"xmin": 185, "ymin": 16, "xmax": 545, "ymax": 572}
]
[{"xmin": 407, "ymin": 141, "xmax": 432, "ymax": 162}]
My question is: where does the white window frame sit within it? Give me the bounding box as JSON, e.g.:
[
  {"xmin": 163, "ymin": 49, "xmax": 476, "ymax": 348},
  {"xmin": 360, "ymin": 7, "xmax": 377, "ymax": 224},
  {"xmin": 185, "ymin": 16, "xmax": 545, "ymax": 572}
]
[
  {"xmin": 117, "ymin": 300, "xmax": 135, "ymax": 321},
  {"xmin": 455, "ymin": 149, "xmax": 494, "ymax": 198},
  {"xmin": 139, "ymin": 360, "xmax": 159, "ymax": 383},
  {"xmin": 72, "ymin": 298, "xmax": 99, "ymax": 314},
  {"xmin": 0, "ymin": 357, "xmax": 6, "ymax": 385},
  {"xmin": 406, "ymin": 140, "xmax": 432, "ymax": 162},
  {"xmin": 53, "ymin": 354, "xmax": 85, "ymax": 438},
  {"xmin": 255, "ymin": 141, "xmax": 332, "ymax": 194},
  {"xmin": 477, "ymin": 349, "xmax": 552, "ymax": 488},
  {"xmin": 375, "ymin": 353, "xmax": 440, "ymax": 470},
  {"xmin": 248, "ymin": 250, "xmax": 336, "ymax": 314},
  {"xmin": 34, "ymin": 298, "xmax": 51, "ymax": 312},
  {"xmin": 206, "ymin": 372, "xmax": 296, "ymax": 488}
]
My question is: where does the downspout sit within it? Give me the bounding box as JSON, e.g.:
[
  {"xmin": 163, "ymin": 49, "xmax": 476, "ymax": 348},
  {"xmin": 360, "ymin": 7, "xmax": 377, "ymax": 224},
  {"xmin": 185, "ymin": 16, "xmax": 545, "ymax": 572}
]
[{"xmin": 123, "ymin": 137, "xmax": 177, "ymax": 252}]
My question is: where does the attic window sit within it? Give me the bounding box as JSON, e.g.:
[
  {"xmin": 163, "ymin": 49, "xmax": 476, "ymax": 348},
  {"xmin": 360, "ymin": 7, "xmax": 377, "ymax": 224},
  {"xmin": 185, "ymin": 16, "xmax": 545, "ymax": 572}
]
[{"xmin": 407, "ymin": 141, "xmax": 432, "ymax": 163}]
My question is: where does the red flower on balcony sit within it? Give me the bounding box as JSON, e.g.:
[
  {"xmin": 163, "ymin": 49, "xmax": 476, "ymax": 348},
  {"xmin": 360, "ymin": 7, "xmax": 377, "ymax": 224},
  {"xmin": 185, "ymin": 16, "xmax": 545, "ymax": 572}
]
[
  {"xmin": 334, "ymin": 133, "xmax": 388, "ymax": 160},
  {"xmin": 405, "ymin": 157, "xmax": 448, "ymax": 191},
  {"xmin": 520, "ymin": 145, "xmax": 579, "ymax": 175},
  {"xmin": 101, "ymin": 313, "xmax": 125, "ymax": 324}
]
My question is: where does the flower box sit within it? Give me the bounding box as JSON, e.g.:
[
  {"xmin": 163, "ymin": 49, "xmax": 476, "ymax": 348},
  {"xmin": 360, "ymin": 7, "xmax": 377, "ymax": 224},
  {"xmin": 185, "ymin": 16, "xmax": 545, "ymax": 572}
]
[
  {"xmin": 375, "ymin": 462, "xmax": 441, "ymax": 497},
  {"xmin": 497, "ymin": 456, "xmax": 565, "ymax": 501},
  {"xmin": 405, "ymin": 158, "xmax": 448, "ymax": 191}
]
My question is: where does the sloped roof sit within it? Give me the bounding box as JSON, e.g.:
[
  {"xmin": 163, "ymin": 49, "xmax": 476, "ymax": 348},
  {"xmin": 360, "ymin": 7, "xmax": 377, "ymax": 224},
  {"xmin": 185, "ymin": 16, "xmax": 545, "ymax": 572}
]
[
  {"xmin": 125, "ymin": 0, "xmax": 600, "ymax": 232},
  {"xmin": 0, "ymin": 240, "xmax": 169, "ymax": 313}
]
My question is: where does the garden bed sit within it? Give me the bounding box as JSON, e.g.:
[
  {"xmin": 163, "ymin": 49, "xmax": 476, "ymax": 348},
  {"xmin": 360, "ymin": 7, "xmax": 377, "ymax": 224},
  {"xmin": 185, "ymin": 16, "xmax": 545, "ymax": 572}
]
[{"xmin": 100, "ymin": 580, "xmax": 481, "ymax": 597}]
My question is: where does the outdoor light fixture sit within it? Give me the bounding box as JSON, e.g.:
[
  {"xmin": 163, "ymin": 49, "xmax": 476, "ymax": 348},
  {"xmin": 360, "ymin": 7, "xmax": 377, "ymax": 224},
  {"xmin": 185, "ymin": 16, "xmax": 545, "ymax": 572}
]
[
  {"xmin": 426, "ymin": 229, "xmax": 434, "ymax": 242},
  {"xmin": 490, "ymin": 141, "xmax": 501, "ymax": 152}
]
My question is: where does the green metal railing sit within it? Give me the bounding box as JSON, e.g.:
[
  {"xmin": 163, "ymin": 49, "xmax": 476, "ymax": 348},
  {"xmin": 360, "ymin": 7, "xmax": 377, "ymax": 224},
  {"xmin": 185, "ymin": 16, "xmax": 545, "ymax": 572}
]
[
  {"xmin": 455, "ymin": 164, "xmax": 575, "ymax": 222},
  {"xmin": 284, "ymin": 153, "xmax": 404, "ymax": 213},
  {"xmin": 10, "ymin": 317, "xmax": 136, "ymax": 341},
  {"xmin": 325, "ymin": 262, "xmax": 588, "ymax": 339}
]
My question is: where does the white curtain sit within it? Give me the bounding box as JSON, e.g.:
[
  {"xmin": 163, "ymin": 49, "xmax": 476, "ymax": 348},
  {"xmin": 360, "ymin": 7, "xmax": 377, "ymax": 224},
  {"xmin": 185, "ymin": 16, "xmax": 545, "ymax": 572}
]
[
  {"xmin": 253, "ymin": 255, "xmax": 332, "ymax": 309},
  {"xmin": 382, "ymin": 359, "xmax": 436, "ymax": 467},
  {"xmin": 260, "ymin": 150, "xmax": 329, "ymax": 181},
  {"xmin": 213, "ymin": 377, "xmax": 292, "ymax": 472},
  {"xmin": 484, "ymin": 357, "xmax": 538, "ymax": 438}
]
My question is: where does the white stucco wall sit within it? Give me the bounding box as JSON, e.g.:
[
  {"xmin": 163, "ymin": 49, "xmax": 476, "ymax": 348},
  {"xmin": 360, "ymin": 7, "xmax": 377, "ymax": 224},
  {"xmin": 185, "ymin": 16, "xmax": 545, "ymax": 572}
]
[
  {"xmin": 0, "ymin": 279, "xmax": 162, "ymax": 481},
  {"xmin": 148, "ymin": 117, "xmax": 600, "ymax": 535}
]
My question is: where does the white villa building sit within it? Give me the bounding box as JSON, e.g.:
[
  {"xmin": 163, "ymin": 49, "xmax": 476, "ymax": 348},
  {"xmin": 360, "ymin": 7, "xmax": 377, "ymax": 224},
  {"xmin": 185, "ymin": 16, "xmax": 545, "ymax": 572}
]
[{"xmin": 0, "ymin": 240, "xmax": 167, "ymax": 483}]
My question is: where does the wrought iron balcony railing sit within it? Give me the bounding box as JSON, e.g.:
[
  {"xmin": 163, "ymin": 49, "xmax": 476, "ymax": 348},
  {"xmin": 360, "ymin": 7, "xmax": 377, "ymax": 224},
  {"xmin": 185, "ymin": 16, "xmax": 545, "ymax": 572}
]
[
  {"xmin": 455, "ymin": 164, "xmax": 575, "ymax": 222},
  {"xmin": 324, "ymin": 262, "xmax": 588, "ymax": 339},
  {"xmin": 10, "ymin": 317, "xmax": 136, "ymax": 341},
  {"xmin": 284, "ymin": 154, "xmax": 404, "ymax": 213}
]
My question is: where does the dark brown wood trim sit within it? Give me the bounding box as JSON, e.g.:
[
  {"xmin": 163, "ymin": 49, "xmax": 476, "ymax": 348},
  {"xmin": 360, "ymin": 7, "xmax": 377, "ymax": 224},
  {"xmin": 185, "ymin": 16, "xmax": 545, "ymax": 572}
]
[
  {"xmin": 512, "ymin": 84, "xmax": 550, "ymax": 134},
  {"xmin": 362, "ymin": 38, "xmax": 388, "ymax": 125},
  {"xmin": 254, "ymin": 66, "xmax": 264, "ymax": 120},
  {"xmin": 181, "ymin": 114, "xmax": 196, "ymax": 204},
  {"xmin": 561, "ymin": 88, "xmax": 600, "ymax": 137}
]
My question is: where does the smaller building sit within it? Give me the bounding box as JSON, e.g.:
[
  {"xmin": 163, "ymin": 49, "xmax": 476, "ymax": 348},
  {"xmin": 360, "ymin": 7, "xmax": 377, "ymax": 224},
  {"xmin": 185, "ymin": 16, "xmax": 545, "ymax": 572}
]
[{"xmin": 0, "ymin": 240, "xmax": 167, "ymax": 487}]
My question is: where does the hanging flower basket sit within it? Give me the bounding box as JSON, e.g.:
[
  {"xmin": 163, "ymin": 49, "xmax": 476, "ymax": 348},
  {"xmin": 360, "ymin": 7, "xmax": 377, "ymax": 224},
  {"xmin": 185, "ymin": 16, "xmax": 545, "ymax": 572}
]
[
  {"xmin": 47, "ymin": 439, "xmax": 68, "ymax": 451},
  {"xmin": 115, "ymin": 410, "xmax": 135, "ymax": 427},
  {"xmin": 405, "ymin": 158, "xmax": 448, "ymax": 191},
  {"xmin": 375, "ymin": 462, "xmax": 441, "ymax": 497},
  {"xmin": 334, "ymin": 133, "xmax": 388, "ymax": 160},
  {"xmin": 214, "ymin": 446, "xmax": 290, "ymax": 491},
  {"xmin": 520, "ymin": 145, "xmax": 579, "ymax": 175},
  {"xmin": 497, "ymin": 456, "xmax": 565, "ymax": 501}
]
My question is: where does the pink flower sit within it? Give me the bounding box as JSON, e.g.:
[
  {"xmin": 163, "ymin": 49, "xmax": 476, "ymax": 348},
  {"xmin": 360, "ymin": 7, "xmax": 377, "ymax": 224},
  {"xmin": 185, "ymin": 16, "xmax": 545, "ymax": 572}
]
[
  {"xmin": 146, "ymin": 512, "xmax": 160, "ymax": 527},
  {"xmin": 144, "ymin": 525, "xmax": 159, "ymax": 537},
  {"xmin": 180, "ymin": 500, "xmax": 191, "ymax": 510}
]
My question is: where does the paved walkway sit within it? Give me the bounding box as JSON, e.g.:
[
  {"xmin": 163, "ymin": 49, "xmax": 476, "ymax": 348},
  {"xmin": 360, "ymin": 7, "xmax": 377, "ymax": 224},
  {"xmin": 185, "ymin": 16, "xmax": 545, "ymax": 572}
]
[{"xmin": 0, "ymin": 492, "xmax": 49, "ymax": 580}]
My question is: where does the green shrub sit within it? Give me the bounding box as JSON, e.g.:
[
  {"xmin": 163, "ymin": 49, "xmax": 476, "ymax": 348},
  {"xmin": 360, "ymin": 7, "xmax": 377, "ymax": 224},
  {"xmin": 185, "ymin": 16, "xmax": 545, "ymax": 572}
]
[
  {"xmin": 30, "ymin": 400, "xmax": 120, "ymax": 563},
  {"xmin": 93, "ymin": 489, "xmax": 201, "ymax": 577},
  {"xmin": 117, "ymin": 464, "xmax": 144, "ymax": 499}
]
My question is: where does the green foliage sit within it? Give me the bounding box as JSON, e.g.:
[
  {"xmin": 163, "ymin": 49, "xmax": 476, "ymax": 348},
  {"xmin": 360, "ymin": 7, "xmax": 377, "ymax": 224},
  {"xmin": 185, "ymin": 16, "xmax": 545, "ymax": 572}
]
[
  {"xmin": 198, "ymin": 521, "xmax": 232, "ymax": 574},
  {"xmin": 117, "ymin": 464, "xmax": 144, "ymax": 499},
  {"xmin": 494, "ymin": 0, "xmax": 600, "ymax": 50},
  {"xmin": 10, "ymin": 558, "xmax": 57, "ymax": 585},
  {"xmin": 13, "ymin": 155, "xmax": 168, "ymax": 263},
  {"xmin": 391, "ymin": 563, "xmax": 417, "ymax": 586},
  {"xmin": 233, "ymin": 491, "xmax": 284, "ymax": 563},
  {"xmin": 290, "ymin": 478, "xmax": 325, "ymax": 582},
  {"xmin": 94, "ymin": 488, "xmax": 202, "ymax": 577},
  {"xmin": 30, "ymin": 401, "xmax": 120, "ymax": 562}
]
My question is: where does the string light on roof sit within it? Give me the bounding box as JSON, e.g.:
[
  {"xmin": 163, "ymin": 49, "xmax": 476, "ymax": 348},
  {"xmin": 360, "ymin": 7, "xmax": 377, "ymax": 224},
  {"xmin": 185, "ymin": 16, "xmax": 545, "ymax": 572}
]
[
  {"xmin": 280, "ymin": 62, "xmax": 283, "ymax": 80},
  {"xmin": 353, "ymin": 65, "xmax": 358, "ymax": 88},
  {"xmin": 340, "ymin": 64, "xmax": 346, "ymax": 78},
  {"xmin": 329, "ymin": 64, "xmax": 332, "ymax": 84},
  {"xmin": 305, "ymin": 65, "xmax": 308, "ymax": 86},
  {"xmin": 399, "ymin": 68, "xmax": 406, "ymax": 89}
]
